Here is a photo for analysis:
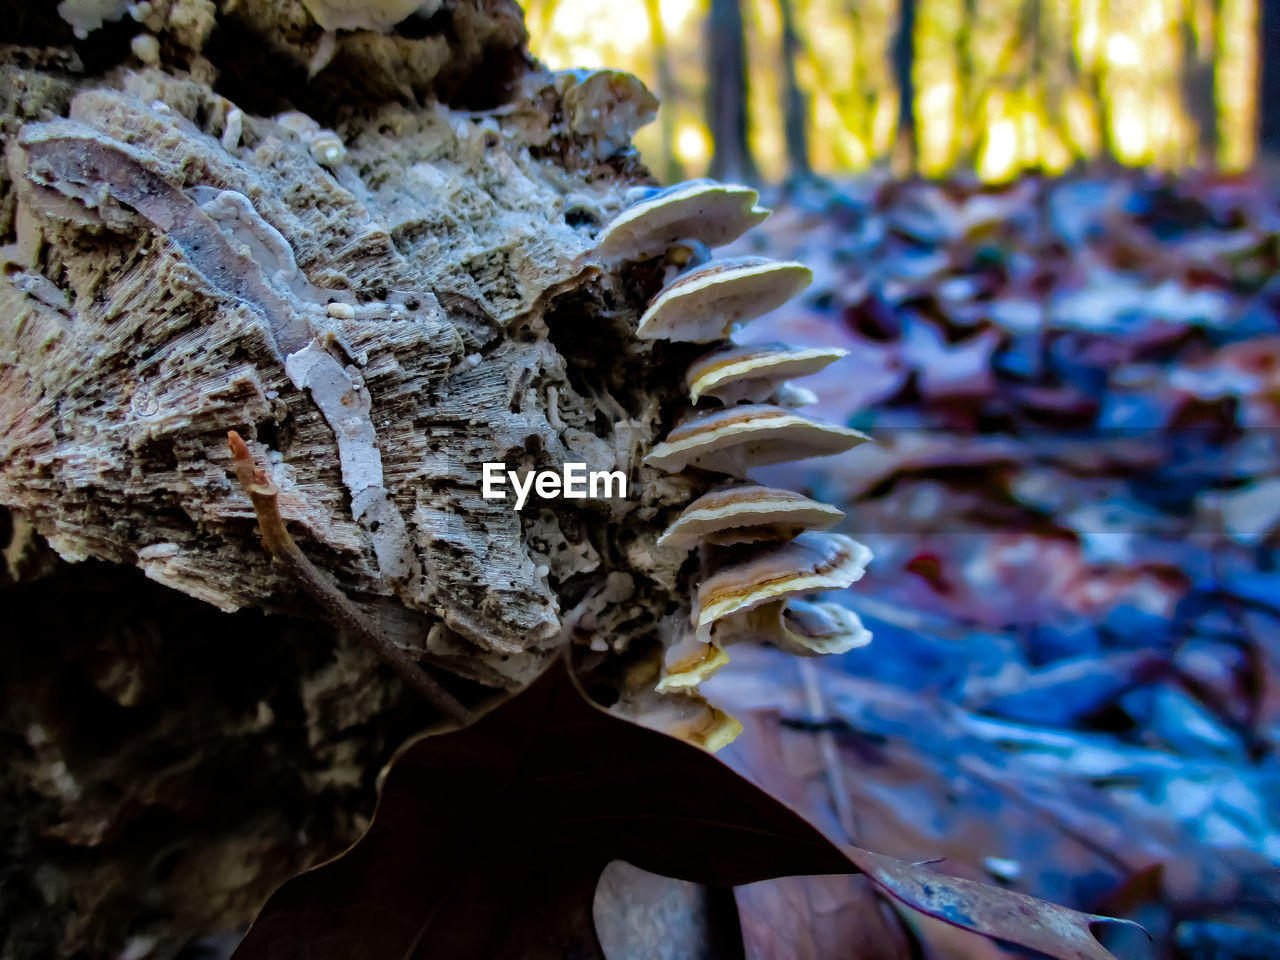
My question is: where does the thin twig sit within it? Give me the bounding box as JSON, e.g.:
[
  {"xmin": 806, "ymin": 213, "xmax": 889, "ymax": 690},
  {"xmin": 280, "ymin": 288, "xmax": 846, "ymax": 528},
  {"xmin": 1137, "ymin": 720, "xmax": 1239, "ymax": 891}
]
[
  {"xmin": 227, "ymin": 431, "xmax": 470, "ymax": 725},
  {"xmin": 798, "ymin": 658, "xmax": 859, "ymax": 841}
]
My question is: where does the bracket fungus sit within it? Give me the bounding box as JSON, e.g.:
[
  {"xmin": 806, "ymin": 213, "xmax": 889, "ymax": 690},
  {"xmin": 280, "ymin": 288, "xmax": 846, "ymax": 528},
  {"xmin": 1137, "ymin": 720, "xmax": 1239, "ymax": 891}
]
[
  {"xmin": 656, "ymin": 636, "xmax": 732, "ymax": 692},
  {"xmin": 777, "ymin": 599, "xmax": 873, "ymax": 655},
  {"xmin": 644, "ymin": 404, "xmax": 869, "ymax": 477},
  {"xmin": 615, "ymin": 646, "xmax": 743, "ymax": 749},
  {"xmin": 657, "ymin": 484, "xmax": 844, "ymax": 552},
  {"xmin": 692, "ymin": 533, "xmax": 873, "ymax": 642},
  {"xmin": 687, "ymin": 342, "xmax": 849, "ymax": 404},
  {"xmin": 617, "ymin": 192, "xmax": 875, "ymax": 723},
  {"xmin": 635, "ymin": 256, "xmax": 813, "ymax": 343},
  {"xmin": 557, "ymin": 69, "xmax": 660, "ymax": 160},
  {"xmin": 595, "ymin": 179, "xmax": 770, "ymax": 264},
  {"xmin": 714, "ymin": 598, "xmax": 873, "ymax": 656},
  {"xmin": 771, "ymin": 381, "xmax": 821, "ymax": 408},
  {"xmin": 628, "ymin": 690, "xmax": 744, "ymax": 752}
]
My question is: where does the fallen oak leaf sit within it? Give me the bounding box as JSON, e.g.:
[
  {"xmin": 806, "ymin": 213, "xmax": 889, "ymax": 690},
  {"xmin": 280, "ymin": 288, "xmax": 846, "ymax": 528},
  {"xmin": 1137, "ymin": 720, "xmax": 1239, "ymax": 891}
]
[
  {"xmin": 230, "ymin": 649, "xmax": 1141, "ymax": 960},
  {"xmin": 230, "ymin": 647, "xmax": 850, "ymax": 960}
]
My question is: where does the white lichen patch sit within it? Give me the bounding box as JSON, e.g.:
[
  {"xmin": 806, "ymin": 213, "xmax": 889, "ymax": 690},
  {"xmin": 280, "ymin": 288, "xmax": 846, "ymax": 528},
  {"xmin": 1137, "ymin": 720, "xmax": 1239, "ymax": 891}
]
[{"xmin": 284, "ymin": 341, "xmax": 418, "ymax": 586}]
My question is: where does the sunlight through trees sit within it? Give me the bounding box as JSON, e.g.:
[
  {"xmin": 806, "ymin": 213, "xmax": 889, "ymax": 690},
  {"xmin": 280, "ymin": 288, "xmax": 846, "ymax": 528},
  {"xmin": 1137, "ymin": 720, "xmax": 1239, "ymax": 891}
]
[{"xmin": 522, "ymin": 0, "xmax": 1258, "ymax": 180}]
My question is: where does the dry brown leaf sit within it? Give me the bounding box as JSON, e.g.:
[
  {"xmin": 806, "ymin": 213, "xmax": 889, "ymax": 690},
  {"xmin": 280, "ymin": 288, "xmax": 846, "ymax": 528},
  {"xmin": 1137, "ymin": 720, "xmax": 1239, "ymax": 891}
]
[{"xmin": 231, "ymin": 650, "xmax": 1141, "ymax": 959}]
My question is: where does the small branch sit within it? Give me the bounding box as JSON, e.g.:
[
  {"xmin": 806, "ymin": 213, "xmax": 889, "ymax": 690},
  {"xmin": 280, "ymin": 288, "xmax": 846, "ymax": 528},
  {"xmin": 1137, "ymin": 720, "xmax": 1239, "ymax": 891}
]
[
  {"xmin": 227, "ymin": 431, "xmax": 470, "ymax": 725},
  {"xmin": 798, "ymin": 658, "xmax": 858, "ymax": 841}
]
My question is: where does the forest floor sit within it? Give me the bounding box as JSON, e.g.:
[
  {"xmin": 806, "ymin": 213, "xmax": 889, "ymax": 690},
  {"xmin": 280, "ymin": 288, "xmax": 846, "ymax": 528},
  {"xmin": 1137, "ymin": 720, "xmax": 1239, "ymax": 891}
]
[{"xmin": 705, "ymin": 169, "xmax": 1280, "ymax": 958}]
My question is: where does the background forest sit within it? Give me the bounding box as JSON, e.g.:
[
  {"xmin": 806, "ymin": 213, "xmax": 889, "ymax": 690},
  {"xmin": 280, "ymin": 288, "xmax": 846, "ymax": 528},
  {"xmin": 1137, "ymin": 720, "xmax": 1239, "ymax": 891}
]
[{"xmin": 524, "ymin": 0, "xmax": 1265, "ymax": 182}]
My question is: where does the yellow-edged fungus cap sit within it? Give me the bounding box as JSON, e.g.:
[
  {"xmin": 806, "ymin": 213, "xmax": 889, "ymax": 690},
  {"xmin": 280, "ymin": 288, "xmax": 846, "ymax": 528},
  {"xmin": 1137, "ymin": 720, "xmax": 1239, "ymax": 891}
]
[
  {"xmin": 717, "ymin": 598, "xmax": 872, "ymax": 656},
  {"xmin": 636, "ymin": 257, "xmax": 812, "ymax": 343},
  {"xmin": 657, "ymin": 484, "xmax": 844, "ymax": 552},
  {"xmin": 655, "ymin": 637, "xmax": 731, "ymax": 692},
  {"xmin": 644, "ymin": 404, "xmax": 869, "ymax": 476},
  {"xmin": 693, "ymin": 532, "xmax": 872, "ymax": 641},
  {"xmin": 687, "ymin": 342, "xmax": 848, "ymax": 403},
  {"xmin": 630, "ymin": 692, "xmax": 742, "ymax": 751},
  {"xmin": 595, "ymin": 179, "xmax": 770, "ymax": 263}
]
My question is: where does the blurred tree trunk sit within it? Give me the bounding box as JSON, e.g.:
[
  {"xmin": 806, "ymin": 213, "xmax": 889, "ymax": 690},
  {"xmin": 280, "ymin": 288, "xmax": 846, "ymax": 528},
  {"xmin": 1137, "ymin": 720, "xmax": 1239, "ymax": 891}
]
[
  {"xmin": 892, "ymin": 0, "xmax": 917, "ymax": 171},
  {"xmin": 708, "ymin": 0, "xmax": 758, "ymax": 182},
  {"xmin": 846, "ymin": 1, "xmax": 879, "ymax": 163},
  {"xmin": 778, "ymin": 0, "xmax": 811, "ymax": 178},
  {"xmin": 1182, "ymin": 0, "xmax": 1218, "ymax": 166},
  {"xmin": 1261, "ymin": 0, "xmax": 1280, "ymax": 152},
  {"xmin": 1054, "ymin": 0, "xmax": 1088, "ymax": 168},
  {"xmin": 954, "ymin": 0, "xmax": 979, "ymax": 166},
  {"xmin": 1089, "ymin": 0, "xmax": 1120, "ymax": 166},
  {"xmin": 644, "ymin": 0, "xmax": 684, "ymax": 182},
  {"xmin": 1020, "ymin": 0, "xmax": 1044, "ymax": 170}
]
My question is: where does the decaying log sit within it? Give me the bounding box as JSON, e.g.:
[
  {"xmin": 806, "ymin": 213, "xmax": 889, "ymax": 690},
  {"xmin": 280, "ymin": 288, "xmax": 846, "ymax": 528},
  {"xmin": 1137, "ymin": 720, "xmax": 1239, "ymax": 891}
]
[
  {"xmin": 0, "ymin": 2, "xmax": 714, "ymax": 955},
  {"xmin": 1, "ymin": 9, "xmax": 699, "ymax": 683}
]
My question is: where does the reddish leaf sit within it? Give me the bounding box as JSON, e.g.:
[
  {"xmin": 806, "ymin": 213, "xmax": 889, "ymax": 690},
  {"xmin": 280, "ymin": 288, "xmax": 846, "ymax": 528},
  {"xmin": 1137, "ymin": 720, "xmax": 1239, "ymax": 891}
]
[
  {"xmin": 734, "ymin": 874, "xmax": 913, "ymax": 959},
  {"xmin": 725, "ymin": 708, "xmax": 1143, "ymax": 960},
  {"xmin": 842, "ymin": 846, "xmax": 1147, "ymax": 960},
  {"xmin": 231, "ymin": 650, "xmax": 1140, "ymax": 959},
  {"xmin": 719, "ymin": 658, "xmax": 1154, "ymax": 960}
]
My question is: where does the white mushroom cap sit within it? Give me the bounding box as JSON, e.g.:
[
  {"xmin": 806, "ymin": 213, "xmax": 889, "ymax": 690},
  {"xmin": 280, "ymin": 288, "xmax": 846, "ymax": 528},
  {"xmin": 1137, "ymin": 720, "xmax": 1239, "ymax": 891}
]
[
  {"xmin": 693, "ymin": 532, "xmax": 872, "ymax": 641},
  {"xmin": 657, "ymin": 484, "xmax": 844, "ymax": 552},
  {"xmin": 596, "ymin": 179, "xmax": 770, "ymax": 263},
  {"xmin": 713, "ymin": 599, "xmax": 872, "ymax": 656},
  {"xmin": 644, "ymin": 404, "xmax": 869, "ymax": 477},
  {"xmin": 636, "ymin": 257, "xmax": 812, "ymax": 343},
  {"xmin": 687, "ymin": 342, "xmax": 848, "ymax": 403}
]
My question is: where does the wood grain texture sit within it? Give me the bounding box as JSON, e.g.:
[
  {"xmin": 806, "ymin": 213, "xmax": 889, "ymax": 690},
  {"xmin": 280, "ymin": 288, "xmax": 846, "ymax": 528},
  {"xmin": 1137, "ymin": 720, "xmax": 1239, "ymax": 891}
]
[{"xmin": 1, "ymin": 23, "xmax": 694, "ymax": 686}]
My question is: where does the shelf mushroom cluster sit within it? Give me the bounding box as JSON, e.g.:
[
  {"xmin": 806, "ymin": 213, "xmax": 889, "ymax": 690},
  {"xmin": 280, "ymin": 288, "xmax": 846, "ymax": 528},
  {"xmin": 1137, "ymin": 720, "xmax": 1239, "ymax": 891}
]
[{"xmin": 595, "ymin": 179, "xmax": 874, "ymax": 745}]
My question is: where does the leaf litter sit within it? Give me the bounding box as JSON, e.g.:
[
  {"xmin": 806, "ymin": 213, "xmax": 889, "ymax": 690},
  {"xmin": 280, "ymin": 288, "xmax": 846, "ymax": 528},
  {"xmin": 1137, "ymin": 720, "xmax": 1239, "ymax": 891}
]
[{"xmin": 709, "ymin": 168, "xmax": 1280, "ymax": 957}]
